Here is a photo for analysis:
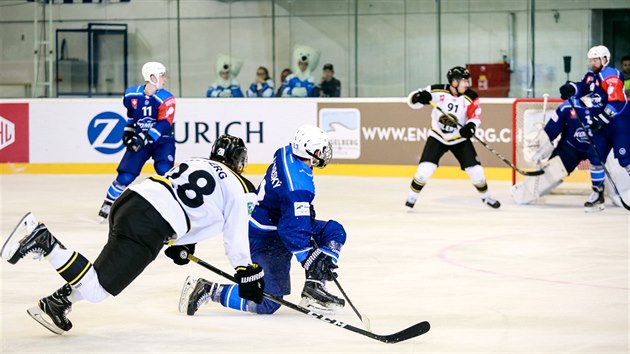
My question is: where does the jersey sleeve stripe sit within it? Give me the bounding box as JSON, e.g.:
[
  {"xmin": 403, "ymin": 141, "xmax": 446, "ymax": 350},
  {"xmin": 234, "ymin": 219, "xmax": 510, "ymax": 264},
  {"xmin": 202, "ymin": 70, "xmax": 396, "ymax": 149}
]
[
  {"xmin": 149, "ymin": 176, "xmax": 192, "ymax": 232},
  {"xmin": 219, "ymin": 162, "xmax": 254, "ymax": 193}
]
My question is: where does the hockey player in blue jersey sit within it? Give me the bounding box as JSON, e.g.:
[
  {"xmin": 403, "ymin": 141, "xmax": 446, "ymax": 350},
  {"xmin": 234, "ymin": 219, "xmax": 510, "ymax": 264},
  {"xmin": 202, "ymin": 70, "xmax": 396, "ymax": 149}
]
[
  {"xmin": 206, "ymin": 54, "xmax": 244, "ymax": 98},
  {"xmin": 512, "ymin": 98, "xmax": 592, "ymax": 204},
  {"xmin": 559, "ymin": 45, "xmax": 629, "ymax": 211},
  {"xmin": 180, "ymin": 125, "xmax": 347, "ymax": 316},
  {"xmin": 280, "ymin": 45, "xmax": 319, "ymax": 97},
  {"xmin": 98, "ymin": 62, "xmax": 177, "ymax": 219}
]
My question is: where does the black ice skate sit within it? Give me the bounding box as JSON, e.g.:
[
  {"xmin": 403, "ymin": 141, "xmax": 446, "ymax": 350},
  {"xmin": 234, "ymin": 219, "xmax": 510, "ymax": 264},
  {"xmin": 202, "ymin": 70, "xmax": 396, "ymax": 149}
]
[
  {"xmin": 405, "ymin": 194, "xmax": 418, "ymax": 209},
  {"xmin": 179, "ymin": 276, "xmax": 219, "ymax": 316},
  {"xmin": 300, "ymin": 279, "xmax": 345, "ymax": 314},
  {"xmin": 27, "ymin": 284, "xmax": 73, "ymax": 335},
  {"xmin": 98, "ymin": 199, "xmax": 114, "ymax": 220},
  {"xmin": 584, "ymin": 185, "xmax": 605, "ymax": 212},
  {"xmin": 1, "ymin": 212, "xmax": 59, "ymax": 265},
  {"xmin": 482, "ymin": 196, "xmax": 501, "ymax": 209}
]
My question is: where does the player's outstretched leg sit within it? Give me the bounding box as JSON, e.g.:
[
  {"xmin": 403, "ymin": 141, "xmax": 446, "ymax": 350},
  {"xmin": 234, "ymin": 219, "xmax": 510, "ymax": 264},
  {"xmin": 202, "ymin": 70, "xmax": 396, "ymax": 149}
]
[
  {"xmin": 1, "ymin": 213, "xmax": 60, "ymax": 264},
  {"xmin": 300, "ymin": 279, "xmax": 345, "ymax": 314},
  {"xmin": 180, "ymin": 276, "xmax": 220, "ymax": 316},
  {"xmin": 27, "ymin": 284, "xmax": 73, "ymax": 335},
  {"xmin": 584, "ymin": 185, "xmax": 605, "ymax": 212}
]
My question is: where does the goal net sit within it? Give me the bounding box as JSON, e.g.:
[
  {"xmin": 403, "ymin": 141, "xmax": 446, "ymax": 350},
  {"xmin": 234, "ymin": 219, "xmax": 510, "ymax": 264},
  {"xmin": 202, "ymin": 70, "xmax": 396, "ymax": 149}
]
[{"xmin": 512, "ymin": 98, "xmax": 591, "ymax": 194}]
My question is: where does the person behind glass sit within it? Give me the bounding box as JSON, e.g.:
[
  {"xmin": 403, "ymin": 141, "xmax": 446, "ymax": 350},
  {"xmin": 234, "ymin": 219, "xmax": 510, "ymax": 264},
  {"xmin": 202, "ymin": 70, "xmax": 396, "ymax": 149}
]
[
  {"xmin": 280, "ymin": 45, "xmax": 320, "ymax": 97},
  {"xmin": 206, "ymin": 54, "xmax": 244, "ymax": 98},
  {"xmin": 621, "ymin": 55, "xmax": 630, "ymax": 97},
  {"xmin": 246, "ymin": 66, "xmax": 275, "ymax": 97},
  {"xmin": 98, "ymin": 61, "xmax": 176, "ymax": 220},
  {"xmin": 276, "ymin": 68, "xmax": 292, "ymax": 97},
  {"xmin": 316, "ymin": 63, "xmax": 341, "ymax": 97}
]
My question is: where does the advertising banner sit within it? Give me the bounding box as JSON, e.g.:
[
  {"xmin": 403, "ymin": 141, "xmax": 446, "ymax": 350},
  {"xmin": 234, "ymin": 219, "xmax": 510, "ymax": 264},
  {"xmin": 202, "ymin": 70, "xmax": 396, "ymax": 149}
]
[
  {"xmin": 0, "ymin": 103, "xmax": 29, "ymax": 163},
  {"xmin": 318, "ymin": 101, "xmax": 512, "ymax": 168},
  {"xmin": 26, "ymin": 99, "xmax": 315, "ymax": 164}
]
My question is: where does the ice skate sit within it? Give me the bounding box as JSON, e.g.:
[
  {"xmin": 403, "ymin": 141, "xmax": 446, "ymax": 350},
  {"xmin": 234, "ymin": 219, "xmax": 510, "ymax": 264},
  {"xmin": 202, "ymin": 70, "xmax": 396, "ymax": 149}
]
[
  {"xmin": 27, "ymin": 284, "xmax": 73, "ymax": 335},
  {"xmin": 300, "ymin": 279, "xmax": 345, "ymax": 314},
  {"xmin": 584, "ymin": 185, "xmax": 605, "ymax": 212},
  {"xmin": 1, "ymin": 213, "xmax": 59, "ymax": 264},
  {"xmin": 98, "ymin": 199, "xmax": 114, "ymax": 221},
  {"xmin": 482, "ymin": 196, "xmax": 501, "ymax": 209},
  {"xmin": 405, "ymin": 193, "xmax": 418, "ymax": 209},
  {"xmin": 179, "ymin": 276, "xmax": 218, "ymax": 316}
]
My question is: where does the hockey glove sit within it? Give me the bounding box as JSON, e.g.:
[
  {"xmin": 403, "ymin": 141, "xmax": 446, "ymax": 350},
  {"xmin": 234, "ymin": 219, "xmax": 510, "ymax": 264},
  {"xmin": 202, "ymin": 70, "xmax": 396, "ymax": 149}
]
[
  {"xmin": 559, "ymin": 81, "xmax": 576, "ymax": 100},
  {"xmin": 164, "ymin": 244, "xmax": 196, "ymax": 265},
  {"xmin": 301, "ymin": 248, "xmax": 338, "ymax": 282},
  {"xmin": 589, "ymin": 110, "xmax": 612, "ymax": 134},
  {"xmin": 459, "ymin": 122, "xmax": 477, "ymax": 139},
  {"xmin": 122, "ymin": 124, "xmax": 136, "ymax": 148},
  {"xmin": 235, "ymin": 264, "xmax": 265, "ymax": 304},
  {"xmin": 127, "ymin": 132, "xmax": 153, "ymax": 152},
  {"xmin": 411, "ymin": 90, "xmax": 432, "ymax": 105}
]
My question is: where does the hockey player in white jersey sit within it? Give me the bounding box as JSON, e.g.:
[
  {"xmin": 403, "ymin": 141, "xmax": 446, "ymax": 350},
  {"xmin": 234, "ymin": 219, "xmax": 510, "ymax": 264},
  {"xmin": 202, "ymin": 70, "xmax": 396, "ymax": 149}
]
[
  {"xmin": 405, "ymin": 66, "xmax": 500, "ymax": 209},
  {"xmin": 0, "ymin": 135, "xmax": 265, "ymax": 335}
]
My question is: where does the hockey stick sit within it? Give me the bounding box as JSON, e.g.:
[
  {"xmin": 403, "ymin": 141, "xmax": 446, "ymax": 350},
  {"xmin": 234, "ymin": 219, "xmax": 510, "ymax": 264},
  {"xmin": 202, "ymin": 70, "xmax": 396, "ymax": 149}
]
[
  {"xmin": 567, "ymin": 98, "xmax": 630, "ymax": 212},
  {"xmin": 428, "ymin": 100, "xmax": 544, "ymax": 176},
  {"xmin": 187, "ymin": 254, "xmax": 430, "ymax": 343},
  {"xmin": 308, "ymin": 237, "xmax": 372, "ymax": 330}
]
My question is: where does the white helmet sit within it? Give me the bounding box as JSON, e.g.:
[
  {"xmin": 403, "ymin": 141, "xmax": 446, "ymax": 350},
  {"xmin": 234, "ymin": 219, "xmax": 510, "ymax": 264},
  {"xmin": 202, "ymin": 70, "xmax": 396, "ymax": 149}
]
[
  {"xmin": 142, "ymin": 61, "xmax": 166, "ymax": 86},
  {"xmin": 291, "ymin": 125, "xmax": 333, "ymax": 168},
  {"xmin": 587, "ymin": 45, "xmax": 610, "ymax": 67}
]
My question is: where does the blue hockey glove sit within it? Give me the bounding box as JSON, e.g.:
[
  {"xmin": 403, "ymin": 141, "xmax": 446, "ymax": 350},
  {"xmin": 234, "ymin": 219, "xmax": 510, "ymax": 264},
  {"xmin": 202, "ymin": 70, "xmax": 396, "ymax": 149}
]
[
  {"xmin": 411, "ymin": 90, "xmax": 432, "ymax": 105},
  {"xmin": 235, "ymin": 264, "xmax": 265, "ymax": 304},
  {"xmin": 459, "ymin": 122, "xmax": 476, "ymax": 139},
  {"xmin": 301, "ymin": 248, "xmax": 338, "ymax": 282},
  {"xmin": 164, "ymin": 244, "xmax": 196, "ymax": 265},
  {"xmin": 122, "ymin": 124, "xmax": 136, "ymax": 148},
  {"xmin": 127, "ymin": 132, "xmax": 153, "ymax": 152},
  {"xmin": 559, "ymin": 82, "xmax": 576, "ymax": 100}
]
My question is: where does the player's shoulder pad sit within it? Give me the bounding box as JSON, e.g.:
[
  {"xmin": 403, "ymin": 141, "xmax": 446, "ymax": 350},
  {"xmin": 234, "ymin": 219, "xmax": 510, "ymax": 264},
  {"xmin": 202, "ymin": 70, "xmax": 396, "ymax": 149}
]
[
  {"xmin": 600, "ymin": 66, "xmax": 622, "ymax": 79},
  {"xmin": 155, "ymin": 88, "xmax": 175, "ymax": 101},
  {"xmin": 430, "ymin": 84, "xmax": 449, "ymax": 93},
  {"xmin": 124, "ymin": 85, "xmax": 144, "ymax": 96},
  {"xmin": 463, "ymin": 89, "xmax": 478, "ymax": 102}
]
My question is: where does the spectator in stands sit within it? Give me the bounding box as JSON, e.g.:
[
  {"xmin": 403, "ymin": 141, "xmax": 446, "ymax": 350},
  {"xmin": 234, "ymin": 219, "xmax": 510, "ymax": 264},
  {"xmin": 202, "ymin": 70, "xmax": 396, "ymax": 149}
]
[
  {"xmin": 277, "ymin": 68, "xmax": 292, "ymax": 97},
  {"xmin": 315, "ymin": 63, "xmax": 341, "ymax": 97},
  {"xmin": 621, "ymin": 55, "xmax": 630, "ymax": 97},
  {"xmin": 246, "ymin": 66, "xmax": 275, "ymax": 97},
  {"xmin": 207, "ymin": 54, "xmax": 244, "ymax": 98}
]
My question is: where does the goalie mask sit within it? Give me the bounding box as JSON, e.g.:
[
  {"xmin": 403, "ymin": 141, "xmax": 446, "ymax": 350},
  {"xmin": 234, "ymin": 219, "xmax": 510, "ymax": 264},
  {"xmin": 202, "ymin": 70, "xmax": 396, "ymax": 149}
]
[
  {"xmin": 291, "ymin": 125, "xmax": 332, "ymax": 169},
  {"xmin": 447, "ymin": 66, "xmax": 470, "ymax": 85},
  {"xmin": 210, "ymin": 134, "xmax": 248, "ymax": 174}
]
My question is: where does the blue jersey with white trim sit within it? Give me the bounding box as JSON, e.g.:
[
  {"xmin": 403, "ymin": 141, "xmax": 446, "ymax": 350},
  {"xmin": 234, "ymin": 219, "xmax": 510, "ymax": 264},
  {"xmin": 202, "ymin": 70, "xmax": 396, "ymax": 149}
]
[
  {"xmin": 545, "ymin": 100, "xmax": 592, "ymax": 154},
  {"xmin": 123, "ymin": 85, "xmax": 176, "ymax": 141},
  {"xmin": 250, "ymin": 145, "xmax": 316, "ymax": 260}
]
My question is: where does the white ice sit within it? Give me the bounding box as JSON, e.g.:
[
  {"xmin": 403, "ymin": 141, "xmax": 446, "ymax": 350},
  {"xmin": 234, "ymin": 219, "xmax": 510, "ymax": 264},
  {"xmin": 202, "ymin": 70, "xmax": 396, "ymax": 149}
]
[{"xmin": 1, "ymin": 174, "xmax": 628, "ymax": 353}]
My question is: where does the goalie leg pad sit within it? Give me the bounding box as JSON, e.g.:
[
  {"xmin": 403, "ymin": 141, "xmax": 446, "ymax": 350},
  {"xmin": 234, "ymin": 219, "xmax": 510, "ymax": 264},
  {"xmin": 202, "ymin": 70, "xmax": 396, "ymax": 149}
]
[{"xmin": 511, "ymin": 156, "xmax": 568, "ymax": 204}]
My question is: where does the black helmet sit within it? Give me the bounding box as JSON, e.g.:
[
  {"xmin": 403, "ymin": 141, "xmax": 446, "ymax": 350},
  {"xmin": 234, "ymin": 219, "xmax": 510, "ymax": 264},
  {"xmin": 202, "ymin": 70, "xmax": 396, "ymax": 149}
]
[
  {"xmin": 447, "ymin": 66, "xmax": 470, "ymax": 84},
  {"xmin": 210, "ymin": 134, "xmax": 248, "ymax": 174}
]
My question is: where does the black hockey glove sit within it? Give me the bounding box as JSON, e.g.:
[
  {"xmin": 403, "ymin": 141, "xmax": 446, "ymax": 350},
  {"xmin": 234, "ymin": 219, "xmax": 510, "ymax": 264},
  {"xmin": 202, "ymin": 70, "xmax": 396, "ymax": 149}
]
[
  {"xmin": 559, "ymin": 81, "xmax": 576, "ymax": 100},
  {"xmin": 459, "ymin": 122, "xmax": 477, "ymax": 139},
  {"xmin": 301, "ymin": 248, "xmax": 338, "ymax": 282},
  {"xmin": 164, "ymin": 244, "xmax": 196, "ymax": 265},
  {"xmin": 127, "ymin": 131, "xmax": 153, "ymax": 152},
  {"xmin": 411, "ymin": 90, "xmax": 432, "ymax": 105},
  {"xmin": 235, "ymin": 264, "xmax": 265, "ymax": 304},
  {"xmin": 122, "ymin": 124, "xmax": 136, "ymax": 148}
]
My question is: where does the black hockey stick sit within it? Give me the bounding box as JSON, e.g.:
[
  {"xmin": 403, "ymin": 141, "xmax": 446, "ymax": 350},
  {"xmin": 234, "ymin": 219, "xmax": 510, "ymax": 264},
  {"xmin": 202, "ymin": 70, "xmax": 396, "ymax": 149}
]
[
  {"xmin": 429, "ymin": 100, "xmax": 545, "ymax": 176},
  {"xmin": 308, "ymin": 237, "xmax": 371, "ymax": 330},
  {"xmin": 567, "ymin": 98, "xmax": 630, "ymax": 211},
  {"xmin": 187, "ymin": 254, "xmax": 430, "ymax": 343}
]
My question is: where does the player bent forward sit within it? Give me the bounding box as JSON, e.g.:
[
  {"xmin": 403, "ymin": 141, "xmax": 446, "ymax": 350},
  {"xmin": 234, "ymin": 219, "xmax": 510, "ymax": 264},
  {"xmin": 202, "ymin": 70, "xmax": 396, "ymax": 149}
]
[
  {"xmin": 405, "ymin": 66, "xmax": 500, "ymax": 209},
  {"xmin": 0, "ymin": 135, "xmax": 265, "ymax": 334},
  {"xmin": 179, "ymin": 125, "xmax": 347, "ymax": 316}
]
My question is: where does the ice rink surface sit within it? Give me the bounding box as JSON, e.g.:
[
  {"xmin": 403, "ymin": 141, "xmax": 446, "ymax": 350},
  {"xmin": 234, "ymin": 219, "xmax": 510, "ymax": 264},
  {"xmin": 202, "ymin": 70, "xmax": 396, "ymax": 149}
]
[{"xmin": 0, "ymin": 174, "xmax": 628, "ymax": 354}]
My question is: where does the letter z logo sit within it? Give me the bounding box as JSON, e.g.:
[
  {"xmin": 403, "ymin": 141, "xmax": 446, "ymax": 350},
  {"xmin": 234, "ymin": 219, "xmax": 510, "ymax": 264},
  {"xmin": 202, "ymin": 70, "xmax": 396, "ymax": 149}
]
[{"xmin": 87, "ymin": 111, "xmax": 127, "ymax": 154}]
